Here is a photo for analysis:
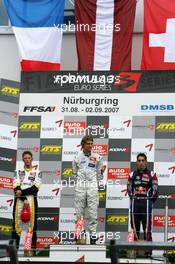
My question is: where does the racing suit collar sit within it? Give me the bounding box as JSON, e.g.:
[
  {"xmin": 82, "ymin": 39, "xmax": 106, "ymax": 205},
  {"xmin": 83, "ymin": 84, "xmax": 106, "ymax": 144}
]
[
  {"xmin": 83, "ymin": 150, "xmax": 91, "ymax": 157},
  {"xmin": 24, "ymin": 166, "xmax": 33, "ymax": 172},
  {"xmin": 137, "ymin": 167, "xmax": 148, "ymax": 173}
]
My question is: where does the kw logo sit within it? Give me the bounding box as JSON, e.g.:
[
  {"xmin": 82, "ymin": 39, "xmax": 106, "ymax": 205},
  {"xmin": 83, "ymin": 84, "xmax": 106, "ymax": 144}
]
[
  {"xmin": 0, "ymin": 225, "xmax": 12, "ymax": 233},
  {"xmin": 107, "ymin": 216, "xmax": 128, "ymax": 224},
  {"xmin": 19, "ymin": 122, "xmax": 40, "ymax": 131},
  {"xmin": 63, "ymin": 168, "xmax": 73, "ymax": 176},
  {"xmin": 98, "ymin": 192, "xmax": 106, "ymax": 200},
  {"xmin": 156, "ymin": 123, "xmax": 175, "ymax": 130},
  {"xmin": 1, "ymin": 86, "xmax": 20, "ymax": 96},
  {"xmin": 41, "ymin": 145, "xmax": 62, "ymax": 154}
]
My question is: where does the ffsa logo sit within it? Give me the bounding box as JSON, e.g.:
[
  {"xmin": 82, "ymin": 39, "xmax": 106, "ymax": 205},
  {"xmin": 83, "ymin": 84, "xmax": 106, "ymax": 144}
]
[{"xmin": 24, "ymin": 106, "xmax": 56, "ymax": 112}]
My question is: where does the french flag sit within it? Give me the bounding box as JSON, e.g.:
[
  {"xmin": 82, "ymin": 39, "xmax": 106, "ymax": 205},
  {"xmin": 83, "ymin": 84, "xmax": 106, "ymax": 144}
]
[{"xmin": 4, "ymin": 0, "xmax": 65, "ymax": 71}]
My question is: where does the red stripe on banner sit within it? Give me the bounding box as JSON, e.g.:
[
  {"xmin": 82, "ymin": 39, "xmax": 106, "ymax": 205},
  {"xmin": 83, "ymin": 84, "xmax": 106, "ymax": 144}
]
[
  {"xmin": 75, "ymin": 0, "xmax": 97, "ymax": 70},
  {"xmin": 110, "ymin": 0, "xmax": 136, "ymax": 70},
  {"xmin": 21, "ymin": 60, "xmax": 60, "ymax": 71}
]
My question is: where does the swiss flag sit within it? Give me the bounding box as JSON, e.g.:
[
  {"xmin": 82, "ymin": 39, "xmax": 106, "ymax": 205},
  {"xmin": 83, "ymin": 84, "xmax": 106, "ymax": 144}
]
[{"xmin": 141, "ymin": 0, "xmax": 175, "ymax": 70}]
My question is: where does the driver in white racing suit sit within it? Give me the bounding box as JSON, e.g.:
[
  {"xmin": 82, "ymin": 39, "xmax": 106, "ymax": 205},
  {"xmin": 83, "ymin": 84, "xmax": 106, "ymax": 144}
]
[{"xmin": 72, "ymin": 136, "xmax": 104, "ymax": 244}]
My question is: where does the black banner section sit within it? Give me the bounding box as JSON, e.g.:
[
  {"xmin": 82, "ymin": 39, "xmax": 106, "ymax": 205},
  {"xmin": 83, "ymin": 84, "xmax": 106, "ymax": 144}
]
[{"xmin": 21, "ymin": 71, "xmax": 175, "ymax": 93}]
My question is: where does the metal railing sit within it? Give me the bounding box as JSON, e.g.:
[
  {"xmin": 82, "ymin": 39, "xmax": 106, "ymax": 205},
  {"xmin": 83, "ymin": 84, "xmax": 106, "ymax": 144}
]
[{"xmin": 0, "ymin": 239, "xmax": 18, "ymax": 264}]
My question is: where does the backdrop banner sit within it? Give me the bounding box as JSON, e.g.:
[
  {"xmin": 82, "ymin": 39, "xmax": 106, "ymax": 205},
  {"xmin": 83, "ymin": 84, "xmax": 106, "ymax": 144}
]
[
  {"xmin": 21, "ymin": 71, "xmax": 175, "ymax": 93},
  {"xmin": 0, "ymin": 79, "xmax": 20, "ymax": 241},
  {"xmin": 1, "ymin": 72, "xmax": 175, "ymax": 255}
]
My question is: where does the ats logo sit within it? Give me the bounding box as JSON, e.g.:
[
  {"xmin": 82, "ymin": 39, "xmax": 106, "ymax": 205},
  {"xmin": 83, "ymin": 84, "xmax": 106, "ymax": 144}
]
[
  {"xmin": 19, "ymin": 122, "xmax": 40, "ymax": 131},
  {"xmin": 23, "ymin": 106, "xmax": 56, "ymax": 112},
  {"xmin": 0, "ymin": 225, "xmax": 12, "ymax": 234},
  {"xmin": 1, "ymin": 86, "xmax": 20, "ymax": 96},
  {"xmin": 108, "ymin": 168, "xmax": 130, "ymax": 179},
  {"xmin": 64, "ymin": 122, "xmax": 86, "ymax": 133},
  {"xmin": 156, "ymin": 123, "xmax": 175, "ymax": 131},
  {"xmin": 107, "ymin": 215, "xmax": 128, "ymax": 224},
  {"xmin": 63, "ymin": 168, "xmax": 73, "ymax": 176},
  {"xmin": 92, "ymin": 144, "xmax": 108, "ymax": 156},
  {"xmin": 41, "ymin": 145, "xmax": 62, "ymax": 154}
]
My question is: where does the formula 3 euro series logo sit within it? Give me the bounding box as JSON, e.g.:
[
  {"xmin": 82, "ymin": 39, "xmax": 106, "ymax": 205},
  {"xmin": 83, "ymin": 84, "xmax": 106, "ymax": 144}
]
[{"xmin": 53, "ymin": 72, "xmax": 142, "ymax": 92}]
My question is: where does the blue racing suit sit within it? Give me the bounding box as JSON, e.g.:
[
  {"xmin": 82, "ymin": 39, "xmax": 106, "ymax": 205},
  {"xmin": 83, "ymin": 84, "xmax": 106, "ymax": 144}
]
[{"xmin": 127, "ymin": 168, "xmax": 158, "ymax": 242}]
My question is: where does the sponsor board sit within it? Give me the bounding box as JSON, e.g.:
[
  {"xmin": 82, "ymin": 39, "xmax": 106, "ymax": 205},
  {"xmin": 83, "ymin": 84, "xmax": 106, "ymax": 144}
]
[
  {"xmin": 0, "ymin": 176, "xmax": 13, "ymax": 189},
  {"xmin": 106, "ymin": 185, "xmax": 129, "ymax": 209},
  {"xmin": 154, "ymin": 215, "xmax": 175, "ymax": 227},
  {"xmin": 37, "ymin": 236, "xmax": 59, "ymax": 248},
  {"xmin": 108, "ymin": 116, "xmax": 132, "ymax": 139},
  {"xmin": 108, "ymin": 168, "xmax": 130, "ymax": 180},
  {"xmin": 37, "ymin": 208, "xmax": 59, "ymax": 231},
  {"xmin": 38, "ymin": 184, "xmax": 61, "ymax": 208},
  {"xmin": 0, "ymin": 194, "xmax": 13, "ymax": 219},
  {"xmin": 41, "ymin": 116, "xmax": 64, "ymax": 138},
  {"xmin": 92, "ymin": 144, "xmax": 108, "ymax": 157},
  {"xmin": 0, "ymin": 148, "xmax": 16, "ymax": 172},
  {"xmin": 0, "ymin": 124, "xmax": 18, "ymax": 149},
  {"xmin": 131, "ymin": 139, "xmax": 154, "ymax": 162}
]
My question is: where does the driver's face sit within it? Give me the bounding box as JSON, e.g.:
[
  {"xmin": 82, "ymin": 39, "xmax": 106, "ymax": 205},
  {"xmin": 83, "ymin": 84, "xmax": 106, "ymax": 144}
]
[
  {"xmin": 23, "ymin": 154, "xmax": 32, "ymax": 167},
  {"xmin": 136, "ymin": 156, "xmax": 147, "ymax": 171},
  {"xmin": 82, "ymin": 140, "xmax": 93, "ymax": 152}
]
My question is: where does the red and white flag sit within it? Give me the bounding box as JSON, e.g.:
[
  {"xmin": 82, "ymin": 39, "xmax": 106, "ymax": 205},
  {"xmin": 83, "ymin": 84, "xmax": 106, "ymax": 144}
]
[
  {"xmin": 75, "ymin": 0, "xmax": 136, "ymax": 71},
  {"xmin": 141, "ymin": 0, "xmax": 175, "ymax": 70}
]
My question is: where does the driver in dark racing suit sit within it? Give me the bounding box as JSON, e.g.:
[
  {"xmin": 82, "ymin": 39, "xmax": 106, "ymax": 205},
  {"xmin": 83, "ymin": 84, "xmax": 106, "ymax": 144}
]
[{"xmin": 127, "ymin": 153, "xmax": 158, "ymax": 255}]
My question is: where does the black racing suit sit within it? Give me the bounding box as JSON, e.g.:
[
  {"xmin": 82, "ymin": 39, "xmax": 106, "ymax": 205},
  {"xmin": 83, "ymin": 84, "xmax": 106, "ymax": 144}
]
[{"xmin": 127, "ymin": 168, "xmax": 158, "ymax": 243}]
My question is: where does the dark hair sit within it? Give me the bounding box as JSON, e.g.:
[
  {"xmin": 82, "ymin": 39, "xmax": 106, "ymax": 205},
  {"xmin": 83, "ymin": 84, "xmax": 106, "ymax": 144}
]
[
  {"xmin": 137, "ymin": 153, "xmax": 147, "ymax": 161},
  {"xmin": 22, "ymin": 151, "xmax": 33, "ymax": 158},
  {"xmin": 81, "ymin": 136, "xmax": 93, "ymax": 145}
]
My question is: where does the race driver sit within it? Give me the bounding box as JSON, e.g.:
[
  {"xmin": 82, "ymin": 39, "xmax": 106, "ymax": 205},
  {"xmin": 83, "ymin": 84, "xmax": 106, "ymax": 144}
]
[
  {"xmin": 12, "ymin": 151, "xmax": 42, "ymax": 253},
  {"xmin": 72, "ymin": 136, "xmax": 104, "ymax": 244},
  {"xmin": 127, "ymin": 153, "xmax": 158, "ymax": 255}
]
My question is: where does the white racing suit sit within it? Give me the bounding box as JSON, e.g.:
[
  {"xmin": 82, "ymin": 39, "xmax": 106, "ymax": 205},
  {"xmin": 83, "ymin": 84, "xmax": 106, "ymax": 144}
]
[
  {"xmin": 72, "ymin": 151, "xmax": 103, "ymax": 234},
  {"xmin": 12, "ymin": 168, "xmax": 42, "ymax": 249}
]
